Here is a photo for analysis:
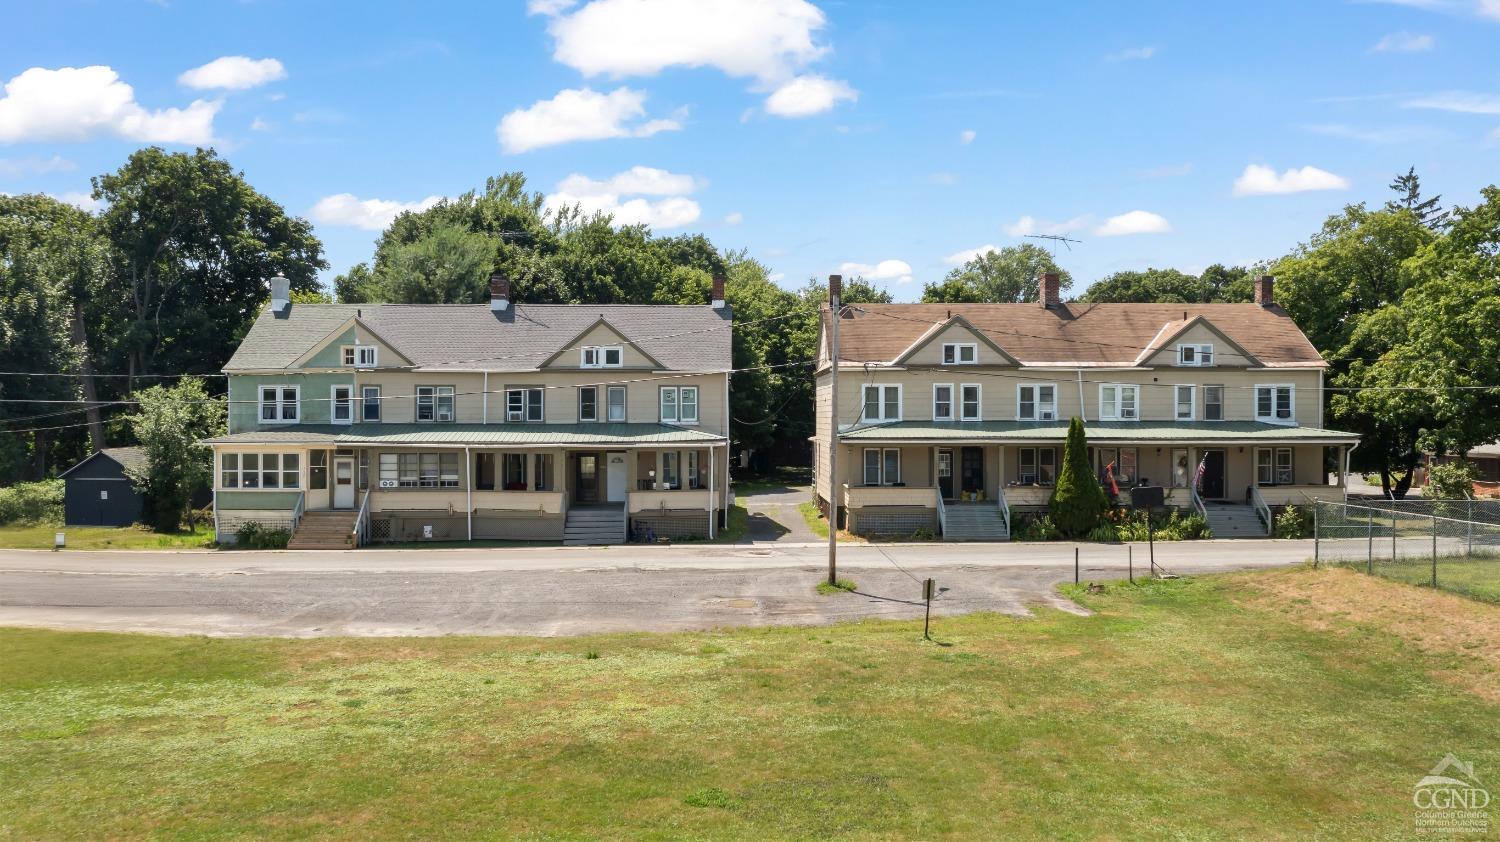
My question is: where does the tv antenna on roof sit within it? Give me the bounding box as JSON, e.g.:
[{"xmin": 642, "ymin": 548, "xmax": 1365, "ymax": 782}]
[{"xmin": 1024, "ymin": 234, "xmax": 1082, "ymax": 254}]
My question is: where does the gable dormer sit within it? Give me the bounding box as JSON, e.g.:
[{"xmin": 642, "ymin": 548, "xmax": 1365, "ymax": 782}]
[
  {"xmin": 1137, "ymin": 316, "xmax": 1260, "ymax": 368},
  {"xmin": 893, "ymin": 315, "xmax": 1019, "ymax": 367},
  {"xmin": 540, "ymin": 318, "xmax": 666, "ymax": 370},
  {"xmin": 292, "ymin": 317, "xmax": 412, "ymax": 370}
]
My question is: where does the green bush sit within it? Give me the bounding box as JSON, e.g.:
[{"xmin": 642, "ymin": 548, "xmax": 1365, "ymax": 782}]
[
  {"xmin": 1426, "ymin": 460, "xmax": 1478, "ymax": 500},
  {"xmin": 1112, "ymin": 509, "xmax": 1212, "ymax": 541},
  {"xmin": 1014, "ymin": 513, "xmax": 1060, "ymax": 542},
  {"xmin": 0, "ymin": 480, "xmax": 64, "ymax": 525},
  {"xmin": 1048, "ymin": 418, "xmax": 1109, "ymax": 538},
  {"xmin": 1086, "ymin": 523, "xmax": 1120, "ymax": 543},
  {"xmin": 1273, "ymin": 505, "xmax": 1311, "ymax": 539},
  {"xmin": 233, "ymin": 521, "xmax": 290, "ymax": 549}
]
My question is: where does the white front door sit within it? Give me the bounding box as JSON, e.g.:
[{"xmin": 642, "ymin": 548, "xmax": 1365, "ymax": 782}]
[
  {"xmin": 333, "ymin": 457, "xmax": 355, "ymax": 509},
  {"xmin": 605, "ymin": 451, "xmax": 627, "ymax": 502}
]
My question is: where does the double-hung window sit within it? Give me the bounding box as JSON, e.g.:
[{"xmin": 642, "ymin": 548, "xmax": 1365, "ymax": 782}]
[
  {"xmin": 361, "ymin": 386, "xmax": 381, "ymax": 421},
  {"xmin": 417, "ymin": 386, "xmax": 455, "ymax": 422},
  {"xmin": 1255, "ymin": 385, "xmax": 1294, "ymax": 424},
  {"xmin": 1256, "ymin": 447, "xmax": 1294, "ymax": 485},
  {"xmin": 861, "ymin": 385, "xmax": 901, "ymax": 422},
  {"xmin": 862, "ymin": 448, "xmax": 901, "ymax": 485},
  {"xmin": 581, "ymin": 346, "xmax": 623, "ymax": 368},
  {"xmin": 1018, "ymin": 447, "xmax": 1057, "ymax": 485},
  {"xmin": 1203, "ymin": 385, "xmax": 1224, "ymax": 421},
  {"xmin": 579, "ymin": 386, "xmax": 598, "ymax": 422},
  {"xmin": 342, "ymin": 345, "xmax": 378, "ymax": 368},
  {"xmin": 219, "ymin": 452, "xmax": 299, "ymax": 489},
  {"xmin": 942, "ymin": 343, "xmax": 977, "ymax": 365},
  {"xmin": 1099, "ymin": 384, "xmax": 1139, "ymax": 421},
  {"xmin": 659, "ymin": 386, "xmax": 698, "ymax": 424},
  {"xmin": 331, "ymin": 385, "xmax": 353, "ymax": 424},
  {"xmin": 959, "ymin": 384, "xmax": 981, "ymax": 421},
  {"xmin": 379, "ymin": 452, "xmax": 459, "ymax": 488},
  {"xmin": 933, "ymin": 384, "xmax": 954, "ymax": 421},
  {"xmin": 1017, "ymin": 384, "xmax": 1056, "ymax": 421},
  {"xmin": 259, "ymin": 385, "xmax": 299, "ymax": 423},
  {"xmin": 606, "ymin": 386, "xmax": 626, "ymax": 422},
  {"xmin": 1174, "ymin": 385, "xmax": 1196, "ymax": 421},
  {"xmin": 1177, "ymin": 344, "xmax": 1213, "ymax": 366},
  {"xmin": 506, "ymin": 387, "xmax": 543, "ymax": 422}
]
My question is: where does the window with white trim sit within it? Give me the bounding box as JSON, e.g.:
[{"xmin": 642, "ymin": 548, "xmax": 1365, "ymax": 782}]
[
  {"xmin": 862, "ymin": 448, "xmax": 901, "ymax": 485},
  {"xmin": 1174, "ymin": 385, "xmax": 1195, "ymax": 421},
  {"xmin": 1177, "ymin": 343, "xmax": 1214, "ymax": 366},
  {"xmin": 417, "ymin": 386, "xmax": 455, "ymax": 422},
  {"xmin": 506, "ymin": 387, "xmax": 544, "ymax": 422},
  {"xmin": 220, "ymin": 452, "xmax": 299, "ymax": 489},
  {"xmin": 331, "ymin": 385, "xmax": 353, "ymax": 424},
  {"xmin": 1017, "ymin": 383, "xmax": 1056, "ymax": 421},
  {"xmin": 960, "ymin": 384, "xmax": 981, "ymax": 421},
  {"xmin": 861, "ymin": 385, "xmax": 902, "ymax": 422},
  {"xmin": 606, "ymin": 386, "xmax": 626, "ymax": 422},
  {"xmin": 1256, "ymin": 447, "xmax": 1294, "ymax": 485},
  {"xmin": 579, "ymin": 386, "xmax": 598, "ymax": 422},
  {"xmin": 942, "ymin": 343, "xmax": 977, "ymax": 365},
  {"xmin": 378, "ymin": 452, "xmax": 460, "ymax": 488},
  {"xmin": 342, "ymin": 345, "xmax": 378, "ymax": 368},
  {"xmin": 659, "ymin": 386, "xmax": 698, "ymax": 424},
  {"xmin": 1099, "ymin": 384, "xmax": 1139, "ymax": 421},
  {"xmin": 1203, "ymin": 385, "xmax": 1224, "ymax": 421},
  {"xmin": 933, "ymin": 384, "xmax": 954, "ymax": 421},
  {"xmin": 1255, "ymin": 385, "xmax": 1294, "ymax": 424},
  {"xmin": 1018, "ymin": 447, "xmax": 1057, "ymax": 485},
  {"xmin": 581, "ymin": 346, "xmax": 623, "ymax": 368},
  {"xmin": 258, "ymin": 385, "xmax": 299, "ymax": 423},
  {"xmin": 361, "ymin": 386, "xmax": 381, "ymax": 421}
]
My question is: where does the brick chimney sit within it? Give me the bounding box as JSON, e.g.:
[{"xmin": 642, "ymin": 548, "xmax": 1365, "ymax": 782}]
[
  {"xmin": 1039, "ymin": 272, "xmax": 1061, "ymax": 308},
  {"xmin": 489, "ymin": 273, "xmax": 510, "ymax": 312},
  {"xmin": 711, "ymin": 273, "xmax": 726, "ymax": 309},
  {"xmin": 1254, "ymin": 274, "xmax": 1274, "ymax": 307}
]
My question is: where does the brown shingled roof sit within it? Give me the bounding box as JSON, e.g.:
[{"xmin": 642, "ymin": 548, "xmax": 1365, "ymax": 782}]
[{"xmin": 827, "ymin": 302, "xmax": 1326, "ymax": 367}]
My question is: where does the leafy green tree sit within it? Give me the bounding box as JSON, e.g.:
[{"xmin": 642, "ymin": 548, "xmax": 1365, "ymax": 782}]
[
  {"xmin": 921, "ymin": 244, "xmax": 1071, "ymax": 303},
  {"xmin": 364, "ymin": 223, "xmax": 497, "ymax": 304},
  {"xmin": 1048, "ymin": 418, "xmax": 1108, "ymax": 537},
  {"xmin": 124, "ymin": 377, "xmax": 225, "ymax": 531},
  {"xmin": 1385, "ymin": 167, "xmax": 1447, "ymax": 229},
  {"xmin": 1426, "ymin": 460, "xmax": 1478, "ymax": 500},
  {"xmin": 1196, "ymin": 264, "xmax": 1255, "ymax": 302}
]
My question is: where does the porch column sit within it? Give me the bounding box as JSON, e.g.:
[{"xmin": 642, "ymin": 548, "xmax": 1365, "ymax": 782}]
[
  {"xmin": 708, "ymin": 444, "xmax": 716, "ymax": 539},
  {"xmin": 464, "ymin": 446, "xmax": 472, "ymax": 541},
  {"xmin": 527, "ymin": 452, "xmax": 535, "ymax": 491}
]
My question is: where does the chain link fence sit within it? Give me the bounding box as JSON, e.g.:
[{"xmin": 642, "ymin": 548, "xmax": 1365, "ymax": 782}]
[{"xmin": 1312, "ymin": 499, "xmax": 1500, "ymax": 603}]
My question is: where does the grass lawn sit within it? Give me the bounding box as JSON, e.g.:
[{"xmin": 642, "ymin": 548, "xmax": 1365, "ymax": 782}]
[
  {"xmin": 731, "ymin": 466, "xmax": 812, "ymax": 495},
  {"xmin": 0, "ymin": 522, "xmax": 215, "ymax": 550},
  {"xmin": 796, "ymin": 500, "xmax": 866, "ymax": 543},
  {"xmin": 1340, "ymin": 552, "xmax": 1500, "ymax": 604},
  {"xmin": 3, "ymin": 567, "xmax": 1496, "ymax": 839}
]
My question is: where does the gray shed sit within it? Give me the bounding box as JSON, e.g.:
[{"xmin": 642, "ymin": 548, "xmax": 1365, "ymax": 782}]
[{"xmin": 61, "ymin": 447, "xmax": 147, "ymax": 527}]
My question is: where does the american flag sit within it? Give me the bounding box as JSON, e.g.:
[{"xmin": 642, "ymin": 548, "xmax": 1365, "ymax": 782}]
[
  {"xmin": 1104, "ymin": 460, "xmax": 1120, "ymax": 497},
  {"xmin": 1193, "ymin": 454, "xmax": 1208, "ymax": 491}
]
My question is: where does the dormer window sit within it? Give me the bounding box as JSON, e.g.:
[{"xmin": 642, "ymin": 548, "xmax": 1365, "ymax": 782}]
[
  {"xmin": 342, "ymin": 345, "xmax": 377, "ymax": 368},
  {"xmin": 942, "ymin": 343, "xmax": 977, "ymax": 365},
  {"xmin": 582, "ymin": 346, "xmax": 622, "ymax": 368},
  {"xmin": 1177, "ymin": 344, "xmax": 1213, "ymax": 367}
]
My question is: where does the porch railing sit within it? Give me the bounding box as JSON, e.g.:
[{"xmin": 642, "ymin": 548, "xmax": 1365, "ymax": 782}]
[
  {"xmin": 290, "ymin": 492, "xmax": 306, "ymax": 534},
  {"xmin": 935, "ymin": 493, "xmax": 947, "ymax": 537},
  {"xmin": 1250, "ymin": 485, "xmax": 1272, "ymax": 536},
  {"xmin": 996, "ymin": 486, "xmax": 1010, "ymax": 535},
  {"xmin": 351, "ymin": 488, "xmax": 372, "ymax": 547}
]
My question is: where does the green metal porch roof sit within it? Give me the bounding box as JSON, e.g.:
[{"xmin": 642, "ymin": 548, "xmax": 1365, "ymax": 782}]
[
  {"xmin": 835, "ymin": 420, "xmax": 1359, "ymax": 444},
  {"xmin": 204, "ymin": 423, "xmax": 725, "ymax": 446}
]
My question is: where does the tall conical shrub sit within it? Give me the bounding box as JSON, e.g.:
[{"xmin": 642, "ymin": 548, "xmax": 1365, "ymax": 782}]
[{"xmin": 1048, "ymin": 417, "xmax": 1109, "ymax": 538}]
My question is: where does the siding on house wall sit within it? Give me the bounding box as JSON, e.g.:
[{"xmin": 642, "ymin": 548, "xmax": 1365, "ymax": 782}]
[{"xmin": 1142, "ymin": 322, "xmax": 1258, "ymax": 368}]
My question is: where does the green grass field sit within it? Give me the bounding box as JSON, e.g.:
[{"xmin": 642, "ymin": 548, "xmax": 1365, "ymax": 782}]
[
  {"xmin": 0, "ymin": 522, "xmax": 215, "ymax": 550},
  {"xmin": 1352, "ymin": 553, "xmax": 1500, "ymax": 603},
  {"xmin": 2, "ymin": 568, "xmax": 1496, "ymax": 839}
]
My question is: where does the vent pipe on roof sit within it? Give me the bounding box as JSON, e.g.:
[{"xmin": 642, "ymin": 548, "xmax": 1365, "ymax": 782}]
[
  {"xmin": 1254, "ymin": 274, "xmax": 1275, "ymax": 307},
  {"xmin": 269, "ymin": 273, "xmax": 290, "ymax": 313},
  {"xmin": 489, "ymin": 273, "xmax": 510, "ymax": 312},
  {"xmin": 711, "ymin": 273, "xmax": 726, "ymax": 309}
]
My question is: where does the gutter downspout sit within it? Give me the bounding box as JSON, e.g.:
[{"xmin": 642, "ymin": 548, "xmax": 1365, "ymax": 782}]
[
  {"xmin": 465, "ymin": 445, "xmax": 473, "ymax": 540},
  {"xmin": 1343, "ymin": 440, "xmax": 1359, "ymax": 503}
]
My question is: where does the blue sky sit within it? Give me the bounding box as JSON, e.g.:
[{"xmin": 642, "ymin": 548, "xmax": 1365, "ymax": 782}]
[{"xmin": 3, "ymin": 0, "xmax": 1498, "ymax": 300}]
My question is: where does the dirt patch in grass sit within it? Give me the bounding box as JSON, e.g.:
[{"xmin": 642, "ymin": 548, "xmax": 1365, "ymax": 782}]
[{"xmin": 1231, "ymin": 566, "xmax": 1500, "ymax": 702}]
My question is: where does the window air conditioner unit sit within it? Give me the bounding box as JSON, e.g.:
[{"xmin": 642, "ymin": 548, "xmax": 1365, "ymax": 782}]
[
  {"xmin": 437, "ymin": 410, "xmax": 453, "ymax": 422},
  {"xmin": 1040, "ymin": 410, "xmax": 1055, "ymax": 421}
]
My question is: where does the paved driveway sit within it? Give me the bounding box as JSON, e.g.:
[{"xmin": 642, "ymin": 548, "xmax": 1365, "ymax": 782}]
[
  {"xmin": 0, "ymin": 539, "xmax": 1314, "ymax": 638},
  {"xmin": 737, "ymin": 484, "xmax": 819, "ymax": 544}
]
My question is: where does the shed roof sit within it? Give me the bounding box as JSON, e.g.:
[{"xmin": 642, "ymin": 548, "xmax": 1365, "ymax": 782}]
[{"xmin": 59, "ymin": 446, "xmax": 149, "ymax": 478}]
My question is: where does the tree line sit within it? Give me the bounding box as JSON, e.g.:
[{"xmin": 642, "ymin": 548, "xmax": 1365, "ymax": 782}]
[{"xmin": 2, "ymin": 149, "xmax": 1496, "ymax": 498}]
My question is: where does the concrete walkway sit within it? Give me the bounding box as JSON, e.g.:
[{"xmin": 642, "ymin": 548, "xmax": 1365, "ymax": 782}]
[{"xmin": 737, "ymin": 484, "xmax": 819, "ymax": 544}]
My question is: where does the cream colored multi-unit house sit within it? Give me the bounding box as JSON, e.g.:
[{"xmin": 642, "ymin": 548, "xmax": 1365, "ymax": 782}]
[
  {"xmin": 812, "ymin": 274, "xmax": 1360, "ymax": 540},
  {"xmin": 207, "ymin": 275, "xmax": 731, "ymax": 547}
]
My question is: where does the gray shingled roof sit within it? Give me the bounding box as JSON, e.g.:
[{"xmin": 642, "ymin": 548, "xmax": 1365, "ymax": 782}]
[
  {"xmin": 59, "ymin": 446, "xmax": 151, "ymax": 478},
  {"xmin": 203, "ymin": 423, "xmax": 725, "ymax": 446},
  {"xmin": 834, "ymin": 421, "xmax": 1358, "ymax": 443},
  {"xmin": 224, "ymin": 303, "xmax": 733, "ymax": 373}
]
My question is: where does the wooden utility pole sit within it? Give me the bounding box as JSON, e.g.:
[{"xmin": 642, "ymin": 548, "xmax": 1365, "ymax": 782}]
[{"xmin": 827, "ymin": 274, "xmax": 842, "ymax": 586}]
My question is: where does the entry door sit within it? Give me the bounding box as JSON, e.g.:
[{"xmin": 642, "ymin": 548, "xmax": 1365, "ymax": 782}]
[
  {"xmin": 605, "ymin": 451, "xmax": 627, "ymax": 502},
  {"xmin": 575, "ymin": 454, "xmax": 599, "ymax": 503},
  {"xmin": 333, "ymin": 457, "xmax": 356, "ymax": 509},
  {"xmin": 960, "ymin": 447, "xmax": 984, "ymax": 495},
  {"xmin": 1200, "ymin": 450, "xmax": 1226, "ymax": 499},
  {"xmin": 937, "ymin": 449, "xmax": 955, "ymax": 500}
]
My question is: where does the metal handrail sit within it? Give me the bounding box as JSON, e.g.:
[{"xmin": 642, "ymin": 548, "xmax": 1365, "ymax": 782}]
[
  {"xmin": 351, "ymin": 488, "xmax": 372, "ymax": 547},
  {"xmin": 291, "ymin": 492, "xmax": 306, "ymax": 533},
  {"xmin": 1250, "ymin": 485, "xmax": 1272, "ymax": 535},
  {"xmin": 935, "ymin": 491, "xmax": 947, "ymax": 538},
  {"xmin": 996, "ymin": 486, "xmax": 1010, "ymax": 536}
]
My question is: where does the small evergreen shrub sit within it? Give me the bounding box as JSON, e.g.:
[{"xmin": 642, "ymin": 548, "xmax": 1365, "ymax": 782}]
[
  {"xmin": 0, "ymin": 479, "xmax": 64, "ymax": 525},
  {"xmin": 1013, "ymin": 513, "xmax": 1060, "ymax": 542},
  {"xmin": 1273, "ymin": 505, "xmax": 1311, "ymax": 539},
  {"xmin": 233, "ymin": 521, "xmax": 290, "ymax": 549},
  {"xmin": 1048, "ymin": 418, "xmax": 1109, "ymax": 538}
]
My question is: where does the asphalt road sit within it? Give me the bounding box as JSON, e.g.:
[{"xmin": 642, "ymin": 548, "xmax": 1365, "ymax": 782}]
[{"xmin": 0, "ymin": 539, "xmax": 1319, "ymax": 638}]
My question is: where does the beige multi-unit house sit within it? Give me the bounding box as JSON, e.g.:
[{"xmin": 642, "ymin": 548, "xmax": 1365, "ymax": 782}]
[
  {"xmin": 206, "ymin": 274, "xmax": 731, "ymax": 547},
  {"xmin": 812, "ymin": 274, "xmax": 1360, "ymax": 540}
]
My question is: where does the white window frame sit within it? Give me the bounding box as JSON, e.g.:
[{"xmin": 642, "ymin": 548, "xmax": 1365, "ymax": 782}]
[
  {"xmin": 606, "ymin": 386, "xmax": 626, "ymax": 422},
  {"xmin": 581, "ymin": 345, "xmax": 623, "ymax": 368},
  {"xmin": 220, "ymin": 451, "xmax": 300, "ymax": 490},
  {"xmin": 1256, "ymin": 447, "xmax": 1295, "ymax": 485},
  {"xmin": 1016, "ymin": 383, "xmax": 1057, "ymax": 422},
  {"xmin": 1176, "ymin": 343, "xmax": 1214, "ymax": 367},
  {"xmin": 861, "ymin": 384, "xmax": 903, "ymax": 423},
  {"xmin": 330, "ymin": 384, "xmax": 354, "ymax": 425},
  {"xmin": 417, "ymin": 386, "xmax": 456, "ymax": 423},
  {"xmin": 933, "ymin": 383, "xmax": 954, "ymax": 421},
  {"xmin": 579, "ymin": 385, "xmax": 598, "ymax": 422},
  {"xmin": 361, "ymin": 385, "xmax": 381, "ymax": 422},
  {"xmin": 1174, "ymin": 385, "xmax": 1196, "ymax": 421},
  {"xmin": 1203, "ymin": 385, "xmax": 1224, "ymax": 422},
  {"xmin": 1099, "ymin": 384, "xmax": 1140, "ymax": 421},
  {"xmin": 258, "ymin": 384, "xmax": 299, "ymax": 424},
  {"xmin": 342, "ymin": 345, "xmax": 378, "ymax": 368},
  {"xmin": 942, "ymin": 342, "xmax": 977, "ymax": 365},
  {"xmin": 959, "ymin": 383, "xmax": 982, "ymax": 421},
  {"xmin": 1018, "ymin": 447, "xmax": 1058, "ymax": 485},
  {"xmin": 378, "ymin": 452, "xmax": 460, "ymax": 489},
  {"xmin": 659, "ymin": 386, "xmax": 699, "ymax": 424},
  {"xmin": 1255, "ymin": 384, "xmax": 1295, "ymax": 425},
  {"xmin": 862, "ymin": 447, "xmax": 901, "ymax": 486},
  {"xmin": 506, "ymin": 387, "xmax": 544, "ymax": 423}
]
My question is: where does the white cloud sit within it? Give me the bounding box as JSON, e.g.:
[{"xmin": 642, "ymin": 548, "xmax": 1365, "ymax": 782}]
[
  {"xmin": 1301, "ymin": 123, "xmax": 1435, "ymax": 143},
  {"xmin": 1371, "ymin": 31, "xmax": 1434, "ymax": 52},
  {"xmin": 768, "ymin": 272, "xmax": 786, "ymax": 283},
  {"xmin": 0, "ymin": 66, "xmax": 219, "ymax": 144},
  {"xmin": 959, "ymin": 129, "xmax": 976, "ymax": 144},
  {"xmin": 0, "ymin": 154, "xmax": 75, "ymax": 177},
  {"xmin": 527, "ymin": 0, "xmax": 578, "ymax": 15},
  {"xmin": 1402, "ymin": 91, "xmax": 1500, "ymax": 114},
  {"xmin": 838, "ymin": 259, "xmax": 913, "ymax": 284},
  {"xmin": 1487, "ymin": 126, "xmax": 1500, "ymax": 144},
  {"xmin": 55, "ymin": 191, "xmax": 99, "ymax": 212},
  {"xmin": 943, "ymin": 244, "xmax": 1000, "ymax": 264},
  {"xmin": 1001, "ymin": 215, "xmax": 1090, "ymax": 237},
  {"xmin": 543, "ymin": 166, "xmax": 702, "ymax": 230},
  {"xmin": 1232, "ymin": 164, "xmax": 1350, "ymax": 196},
  {"xmin": 763, "ymin": 74, "xmax": 856, "ymax": 117},
  {"xmin": 724, "ymin": 211, "xmax": 743, "ymax": 225},
  {"xmin": 1105, "ymin": 46, "xmax": 1156, "ymax": 62},
  {"xmin": 250, "ymin": 117, "xmax": 271, "ymax": 131},
  {"xmin": 178, "ymin": 56, "xmax": 286, "ymax": 90},
  {"xmin": 309, "ymin": 193, "xmax": 445, "ymax": 230},
  {"xmin": 496, "ymin": 87, "xmax": 680, "ymax": 153},
  {"xmin": 1482, "ymin": 0, "xmax": 1500, "ymax": 20},
  {"xmin": 1094, "ymin": 210, "xmax": 1172, "ymax": 237}
]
